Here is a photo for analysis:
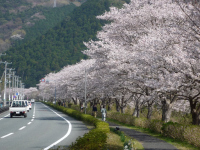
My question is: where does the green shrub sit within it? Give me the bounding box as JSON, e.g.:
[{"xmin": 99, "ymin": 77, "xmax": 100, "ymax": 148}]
[
  {"xmin": 69, "ymin": 129, "xmax": 107, "ymax": 150},
  {"xmin": 71, "ymin": 105, "xmax": 80, "ymax": 111},
  {"xmin": 134, "ymin": 117, "xmax": 149, "ymax": 129},
  {"xmin": 183, "ymin": 125, "xmax": 200, "ymax": 147},
  {"xmin": 149, "ymin": 119, "xmax": 163, "ymax": 134},
  {"xmin": 107, "ymin": 112, "xmax": 135, "ymax": 126},
  {"xmin": 68, "ymin": 103, "xmax": 73, "ymax": 108},
  {"xmin": 162, "ymin": 122, "xmax": 186, "ymax": 141},
  {"xmin": 94, "ymin": 121, "xmax": 110, "ymax": 133},
  {"xmin": 107, "ymin": 112, "xmax": 149, "ymax": 129}
]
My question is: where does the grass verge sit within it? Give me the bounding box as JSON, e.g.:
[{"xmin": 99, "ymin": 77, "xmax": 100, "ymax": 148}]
[{"xmin": 105, "ymin": 131, "xmax": 124, "ymax": 150}]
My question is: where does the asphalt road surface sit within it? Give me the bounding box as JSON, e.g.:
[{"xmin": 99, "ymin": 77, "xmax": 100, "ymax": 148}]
[{"xmin": 0, "ymin": 102, "xmax": 88, "ymax": 150}]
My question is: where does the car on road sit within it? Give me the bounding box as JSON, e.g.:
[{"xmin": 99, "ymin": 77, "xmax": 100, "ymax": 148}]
[
  {"xmin": 9, "ymin": 100, "xmax": 27, "ymax": 118},
  {"xmin": 24, "ymin": 100, "xmax": 30, "ymax": 112},
  {"xmin": 28, "ymin": 101, "xmax": 32, "ymax": 110},
  {"xmin": 31, "ymin": 99, "xmax": 35, "ymax": 103}
]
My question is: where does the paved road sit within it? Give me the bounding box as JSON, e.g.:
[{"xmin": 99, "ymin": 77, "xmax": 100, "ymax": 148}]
[
  {"xmin": 0, "ymin": 102, "xmax": 88, "ymax": 150},
  {"xmin": 108, "ymin": 121, "xmax": 177, "ymax": 150}
]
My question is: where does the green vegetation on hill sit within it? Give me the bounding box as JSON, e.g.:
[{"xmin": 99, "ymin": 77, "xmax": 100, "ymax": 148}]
[
  {"xmin": 0, "ymin": 0, "xmax": 30, "ymax": 23},
  {"xmin": 15, "ymin": 4, "xmax": 77, "ymax": 44},
  {"xmin": 0, "ymin": 0, "xmax": 79, "ymax": 52},
  {"xmin": 2, "ymin": 0, "xmax": 112, "ymax": 87}
]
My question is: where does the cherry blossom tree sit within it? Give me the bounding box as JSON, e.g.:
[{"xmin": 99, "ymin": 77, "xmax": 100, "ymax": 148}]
[
  {"xmin": 83, "ymin": 0, "xmax": 191, "ymax": 122},
  {"xmin": 37, "ymin": 0, "xmax": 200, "ymax": 124},
  {"xmin": 24, "ymin": 87, "xmax": 38, "ymax": 100}
]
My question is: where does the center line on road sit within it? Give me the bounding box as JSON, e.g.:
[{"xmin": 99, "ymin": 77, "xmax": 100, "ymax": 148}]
[
  {"xmin": 1, "ymin": 133, "xmax": 14, "ymax": 138},
  {"xmin": 28, "ymin": 122, "xmax": 32, "ymax": 125},
  {"xmin": 19, "ymin": 126, "xmax": 26, "ymax": 130},
  {"xmin": 31, "ymin": 119, "xmax": 34, "ymax": 121}
]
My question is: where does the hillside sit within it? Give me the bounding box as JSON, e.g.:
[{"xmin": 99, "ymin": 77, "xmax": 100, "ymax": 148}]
[
  {"xmin": 0, "ymin": 0, "xmax": 84, "ymax": 52},
  {"xmin": 1, "ymin": 0, "xmax": 129, "ymax": 87}
]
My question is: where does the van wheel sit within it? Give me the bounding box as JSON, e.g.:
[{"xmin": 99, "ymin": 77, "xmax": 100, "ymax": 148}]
[{"xmin": 24, "ymin": 114, "xmax": 27, "ymax": 118}]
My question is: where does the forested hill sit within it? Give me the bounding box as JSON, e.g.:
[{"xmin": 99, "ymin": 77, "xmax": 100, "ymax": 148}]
[
  {"xmin": 2, "ymin": 0, "xmax": 124, "ymax": 87},
  {"xmin": 0, "ymin": 0, "xmax": 83, "ymax": 52}
]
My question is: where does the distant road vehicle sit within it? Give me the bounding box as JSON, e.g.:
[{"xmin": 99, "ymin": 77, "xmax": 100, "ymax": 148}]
[
  {"xmin": 24, "ymin": 100, "xmax": 30, "ymax": 112},
  {"xmin": 31, "ymin": 99, "xmax": 35, "ymax": 103},
  {"xmin": 28, "ymin": 101, "xmax": 32, "ymax": 110},
  {"xmin": 9, "ymin": 100, "xmax": 27, "ymax": 118}
]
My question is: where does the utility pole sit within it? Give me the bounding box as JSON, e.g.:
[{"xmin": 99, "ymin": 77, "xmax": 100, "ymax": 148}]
[
  {"xmin": 14, "ymin": 75, "xmax": 17, "ymax": 100},
  {"xmin": 85, "ymin": 68, "xmax": 87, "ymax": 114},
  {"xmin": 12, "ymin": 71, "xmax": 15, "ymax": 101},
  {"xmin": 53, "ymin": 0, "xmax": 56, "ymax": 7},
  {"xmin": 54, "ymin": 80, "xmax": 56, "ymax": 104},
  {"xmin": 7, "ymin": 68, "xmax": 14, "ymax": 105},
  {"xmin": 0, "ymin": 53, "xmax": 6, "ymax": 105},
  {"xmin": 22, "ymin": 84, "xmax": 25, "ymax": 99},
  {"xmin": 16, "ymin": 76, "xmax": 20, "ymax": 100},
  {"xmin": 0, "ymin": 61, "xmax": 12, "ymax": 106}
]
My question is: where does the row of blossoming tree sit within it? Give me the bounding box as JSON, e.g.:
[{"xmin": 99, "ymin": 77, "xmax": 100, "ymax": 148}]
[{"xmin": 36, "ymin": 0, "xmax": 200, "ymax": 125}]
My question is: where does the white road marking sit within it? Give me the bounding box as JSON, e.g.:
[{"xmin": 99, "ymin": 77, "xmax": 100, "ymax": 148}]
[
  {"xmin": 19, "ymin": 126, "xmax": 26, "ymax": 130},
  {"xmin": 1, "ymin": 133, "xmax": 13, "ymax": 138},
  {"xmin": 43, "ymin": 105, "xmax": 72, "ymax": 150},
  {"xmin": 28, "ymin": 122, "xmax": 31, "ymax": 125},
  {"xmin": 4, "ymin": 114, "xmax": 9, "ymax": 118},
  {"xmin": 0, "ymin": 114, "xmax": 9, "ymax": 121},
  {"xmin": 31, "ymin": 119, "xmax": 34, "ymax": 121}
]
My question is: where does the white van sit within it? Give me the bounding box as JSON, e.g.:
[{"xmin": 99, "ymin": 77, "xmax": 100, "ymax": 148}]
[
  {"xmin": 31, "ymin": 99, "xmax": 35, "ymax": 103},
  {"xmin": 9, "ymin": 100, "xmax": 27, "ymax": 118},
  {"xmin": 24, "ymin": 100, "xmax": 30, "ymax": 112}
]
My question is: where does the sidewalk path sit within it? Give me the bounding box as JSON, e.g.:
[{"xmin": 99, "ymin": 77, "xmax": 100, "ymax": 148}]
[{"xmin": 107, "ymin": 121, "xmax": 177, "ymax": 150}]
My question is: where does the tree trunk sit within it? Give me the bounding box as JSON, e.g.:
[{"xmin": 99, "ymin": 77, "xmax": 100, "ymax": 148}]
[
  {"xmin": 108, "ymin": 99, "xmax": 112, "ymax": 111},
  {"xmin": 147, "ymin": 104, "xmax": 153, "ymax": 120},
  {"xmin": 71, "ymin": 97, "xmax": 77, "ymax": 105},
  {"xmin": 189, "ymin": 98, "xmax": 200, "ymax": 125},
  {"xmin": 120, "ymin": 107, "xmax": 124, "ymax": 113},
  {"xmin": 115, "ymin": 99, "xmax": 120, "ymax": 112},
  {"xmin": 133, "ymin": 107, "xmax": 140, "ymax": 117},
  {"xmin": 133, "ymin": 100, "xmax": 140, "ymax": 117},
  {"xmin": 162, "ymin": 99, "xmax": 172, "ymax": 122},
  {"xmin": 191, "ymin": 111, "xmax": 199, "ymax": 125}
]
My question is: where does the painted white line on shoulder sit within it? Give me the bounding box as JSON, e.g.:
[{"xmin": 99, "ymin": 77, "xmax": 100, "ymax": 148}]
[
  {"xmin": 4, "ymin": 114, "xmax": 9, "ymax": 118},
  {"xmin": 19, "ymin": 126, "xmax": 26, "ymax": 130},
  {"xmin": 43, "ymin": 105, "xmax": 72, "ymax": 150},
  {"xmin": 28, "ymin": 122, "xmax": 32, "ymax": 125},
  {"xmin": 1, "ymin": 133, "xmax": 14, "ymax": 138}
]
